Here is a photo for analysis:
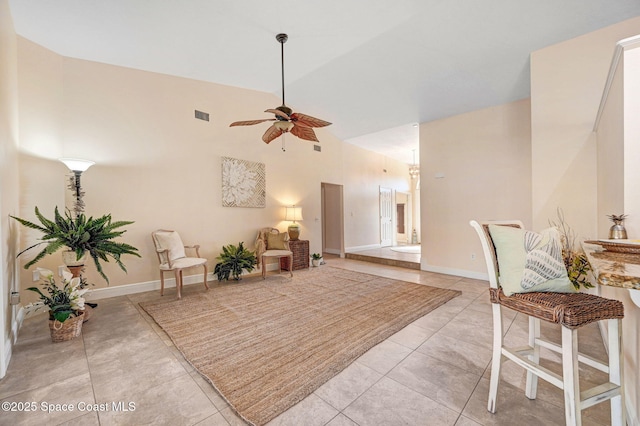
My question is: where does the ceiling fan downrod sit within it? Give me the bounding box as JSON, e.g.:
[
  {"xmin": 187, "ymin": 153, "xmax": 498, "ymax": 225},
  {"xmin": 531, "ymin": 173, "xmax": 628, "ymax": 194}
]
[{"xmin": 276, "ymin": 33, "xmax": 288, "ymax": 107}]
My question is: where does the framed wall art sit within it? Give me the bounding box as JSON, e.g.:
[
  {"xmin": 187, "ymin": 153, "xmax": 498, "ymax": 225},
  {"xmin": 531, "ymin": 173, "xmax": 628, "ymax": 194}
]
[{"xmin": 221, "ymin": 157, "xmax": 266, "ymax": 208}]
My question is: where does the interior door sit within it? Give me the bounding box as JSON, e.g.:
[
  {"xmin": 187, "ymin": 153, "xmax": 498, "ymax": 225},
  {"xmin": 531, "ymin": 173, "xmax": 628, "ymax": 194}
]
[
  {"xmin": 379, "ymin": 187, "xmax": 393, "ymax": 247},
  {"xmin": 321, "ymin": 183, "xmax": 344, "ymax": 256}
]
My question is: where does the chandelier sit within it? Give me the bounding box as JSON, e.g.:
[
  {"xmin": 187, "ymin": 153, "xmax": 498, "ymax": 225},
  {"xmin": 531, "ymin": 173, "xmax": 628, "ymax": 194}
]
[{"xmin": 408, "ymin": 149, "xmax": 419, "ymax": 179}]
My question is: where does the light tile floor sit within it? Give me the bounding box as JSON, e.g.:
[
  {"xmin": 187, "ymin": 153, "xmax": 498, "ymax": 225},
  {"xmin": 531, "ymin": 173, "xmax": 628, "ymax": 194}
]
[{"xmin": 0, "ymin": 258, "xmax": 613, "ymax": 425}]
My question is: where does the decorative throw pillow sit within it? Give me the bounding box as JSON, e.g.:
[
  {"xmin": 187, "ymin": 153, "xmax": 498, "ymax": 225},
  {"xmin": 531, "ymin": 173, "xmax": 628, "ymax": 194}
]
[
  {"xmin": 267, "ymin": 232, "xmax": 288, "ymax": 250},
  {"xmin": 154, "ymin": 231, "xmax": 186, "ymax": 262},
  {"xmin": 488, "ymin": 224, "xmax": 576, "ymax": 296}
]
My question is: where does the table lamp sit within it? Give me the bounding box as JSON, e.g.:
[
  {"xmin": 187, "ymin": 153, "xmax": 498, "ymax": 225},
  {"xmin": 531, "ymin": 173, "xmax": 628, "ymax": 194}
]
[{"xmin": 284, "ymin": 206, "xmax": 303, "ymax": 240}]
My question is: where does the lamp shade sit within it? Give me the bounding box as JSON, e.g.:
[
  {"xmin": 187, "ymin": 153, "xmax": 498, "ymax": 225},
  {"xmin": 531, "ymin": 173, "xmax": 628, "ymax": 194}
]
[
  {"xmin": 284, "ymin": 206, "xmax": 303, "ymax": 222},
  {"xmin": 59, "ymin": 158, "xmax": 95, "ymax": 172}
]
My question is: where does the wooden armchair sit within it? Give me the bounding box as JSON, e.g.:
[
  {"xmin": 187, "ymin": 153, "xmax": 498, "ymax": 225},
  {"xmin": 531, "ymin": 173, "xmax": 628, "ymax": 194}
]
[
  {"xmin": 255, "ymin": 227, "xmax": 292, "ymax": 279},
  {"xmin": 151, "ymin": 229, "xmax": 208, "ymax": 299}
]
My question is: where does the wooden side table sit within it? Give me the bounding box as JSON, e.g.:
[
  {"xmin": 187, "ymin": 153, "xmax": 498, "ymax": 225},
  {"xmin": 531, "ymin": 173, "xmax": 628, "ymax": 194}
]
[{"xmin": 281, "ymin": 239, "xmax": 310, "ymax": 271}]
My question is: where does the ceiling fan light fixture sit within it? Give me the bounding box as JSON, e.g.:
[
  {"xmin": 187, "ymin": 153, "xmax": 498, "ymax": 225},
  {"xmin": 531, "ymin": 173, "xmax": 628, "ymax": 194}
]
[{"xmin": 274, "ymin": 121, "xmax": 294, "ymax": 132}]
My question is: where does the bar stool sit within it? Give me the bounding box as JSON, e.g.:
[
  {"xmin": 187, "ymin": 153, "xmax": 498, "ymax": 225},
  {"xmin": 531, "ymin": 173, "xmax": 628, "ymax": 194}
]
[{"xmin": 470, "ymin": 220, "xmax": 625, "ymax": 426}]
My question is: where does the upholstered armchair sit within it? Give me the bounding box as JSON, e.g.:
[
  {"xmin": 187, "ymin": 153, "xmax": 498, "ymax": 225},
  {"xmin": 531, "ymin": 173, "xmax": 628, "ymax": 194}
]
[
  {"xmin": 151, "ymin": 229, "xmax": 209, "ymax": 299},
  {"xmin": 255, "ymin": 227, "xmax": 293, "ymax": 279}
]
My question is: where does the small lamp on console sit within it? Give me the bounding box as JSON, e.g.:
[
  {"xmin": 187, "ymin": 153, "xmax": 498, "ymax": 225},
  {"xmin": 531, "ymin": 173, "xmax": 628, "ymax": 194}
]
[{"xmin": 284, "ymin": 205, "xmax": 303, "ymax": 240}]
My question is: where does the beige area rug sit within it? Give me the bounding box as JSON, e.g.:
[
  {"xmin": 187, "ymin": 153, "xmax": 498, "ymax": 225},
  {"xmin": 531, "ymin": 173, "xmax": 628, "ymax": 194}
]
[{"xmin": 140, "ymin": 266, "xmax": 461, "ymax": 425}]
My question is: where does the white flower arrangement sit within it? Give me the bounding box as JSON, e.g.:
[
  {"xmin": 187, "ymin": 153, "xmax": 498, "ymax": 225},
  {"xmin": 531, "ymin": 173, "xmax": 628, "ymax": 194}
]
[{"xmin": 26, "ymin": 268, "xmax": 90, "ymax": 322}]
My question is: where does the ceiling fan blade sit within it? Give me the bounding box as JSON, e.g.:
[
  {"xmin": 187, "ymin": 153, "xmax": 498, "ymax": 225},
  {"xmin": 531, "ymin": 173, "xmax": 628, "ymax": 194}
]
[
  {"xmin": 229, "ymin": 119, "xmax": 275, "ymax": 127},
  {"xmin": 265, "ymin": 109, "xmax": 290, "ymax": 120},
  {"xmin": 262, "ymin": 125, "xmax": 284, "ymax": 144},
  {"xmin": 290, "ymin": 113, "xmax": 331, "ymax": 128},
  {"xmin": 291, "ymin": 124, "xmax": 319, "ymax": 142}
]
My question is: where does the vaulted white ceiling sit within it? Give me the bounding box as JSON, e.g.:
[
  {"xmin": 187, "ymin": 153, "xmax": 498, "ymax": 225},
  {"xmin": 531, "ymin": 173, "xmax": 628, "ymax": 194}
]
[{"xmin": 9, "ymin": 0, "xmax": 640, "ymax": 164}]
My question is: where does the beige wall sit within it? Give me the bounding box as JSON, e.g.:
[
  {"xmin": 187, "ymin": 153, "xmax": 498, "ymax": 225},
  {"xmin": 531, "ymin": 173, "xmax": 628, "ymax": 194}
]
[
  {"xmin": 14, "ymin": 38, "xmax": 411, "ymax": 301},
  {"xmin": 596, "ymin": 50, "xmax": 625, "ymax": 237},
  {"xmin": 341, "ymin": 142, "xmax": 411, "ymax": 250},
  {"xmin": 623, "ymin": 46, "xmax": 640, "ymax": 238},
  {"xmin": 615, "ymin": 44, "xmax": 640, "ymax": 422},
  {"xmin": 420, "ymin": 99, "xmax": 532, "ymax": 277},
  {"xmin": 0, "ymin": 0, "xmax": 21, "ymax": 377},
  {"xmin": 534, "ymin": 20, "xmax": 640, "ymax": 421},
  {"xmin": 531, "ymin": 16, "xmax": 640, "ymax": 240}
]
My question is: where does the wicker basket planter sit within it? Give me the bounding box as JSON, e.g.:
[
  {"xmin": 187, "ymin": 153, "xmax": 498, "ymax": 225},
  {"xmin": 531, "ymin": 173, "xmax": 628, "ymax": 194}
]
[{"xmin": 49, "ymin": 311, "xmax": 84, "ymax": 343}]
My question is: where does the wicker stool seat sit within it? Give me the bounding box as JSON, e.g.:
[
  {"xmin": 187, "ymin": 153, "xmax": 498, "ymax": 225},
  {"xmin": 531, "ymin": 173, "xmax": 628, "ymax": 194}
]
[
  {"xmin": 471, "ymin": 220, "xmax": 625, "ymax": 426},
  {"xmin": 490, "ymin": 288, "xmax": 624, "ymax": 328}
]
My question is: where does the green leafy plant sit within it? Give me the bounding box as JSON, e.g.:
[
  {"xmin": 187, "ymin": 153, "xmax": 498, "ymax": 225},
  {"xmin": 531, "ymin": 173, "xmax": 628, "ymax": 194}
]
[
  {"xmin": 311, "ymin": 253, "xmax": 323, "ymax": 260},
  {"xmin": 27, "ymin": 269, "xmax": 89, "ymax": 322},
  {"xmin": 11, "ymin": 206, "xmax": 140, "ymax": 284},
  {"xmin": 550, "ymin": 208, "xmax": 593, "ymax": 290},
  {"xmin": 214, "ymin": 242, "xmax": 257, "ymax": 281}
]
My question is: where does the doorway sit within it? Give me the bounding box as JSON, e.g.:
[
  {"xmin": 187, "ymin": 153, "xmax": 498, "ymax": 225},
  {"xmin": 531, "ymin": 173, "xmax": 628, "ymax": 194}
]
[
  {"xmin": 395, "ymin": 191, "xmax": 411, "ymax": 244},
  {"xmin": 379, "ymin": 187, "xmax": 393, "ymax": 247},
  {"xmin": 321, "ymin": 183, "xmax": 344, "ymax": 256}
]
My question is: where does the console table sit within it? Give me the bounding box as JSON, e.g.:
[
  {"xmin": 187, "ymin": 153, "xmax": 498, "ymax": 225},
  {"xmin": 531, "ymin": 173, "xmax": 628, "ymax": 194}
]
[{"xmin": 281, "ymin": 239, "xmax": 309, "ymax": 271}]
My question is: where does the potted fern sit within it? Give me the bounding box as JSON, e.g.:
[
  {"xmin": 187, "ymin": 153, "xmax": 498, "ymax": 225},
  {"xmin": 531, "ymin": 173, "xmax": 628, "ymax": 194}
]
[
  {"xmin": 11, "ymin": 206, "xmax": 140, "ymax": 284},
  {"xmin": 214, "ymin": 242, "xmax": 257, "ymax": 281}
]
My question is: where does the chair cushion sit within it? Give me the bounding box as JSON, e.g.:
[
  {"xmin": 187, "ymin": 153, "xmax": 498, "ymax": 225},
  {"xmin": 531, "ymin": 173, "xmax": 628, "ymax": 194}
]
[
  {"xmin": 159, "ymin": 257, "xmax": 206, "ymax": 270},
  {"xmin": 154, "ymin": 231, "xmax": 186, "ymax": 262},
  {"xmin": 267, "ymin": 232, "xmax": 288, "ymax": 250},
  {"xmin": 262, "ymin": 250, "xmax": 293, "ymax": 257},
  {"xmin": 488, "ymin": 224, "xmax": 576, "ymax": 296}
]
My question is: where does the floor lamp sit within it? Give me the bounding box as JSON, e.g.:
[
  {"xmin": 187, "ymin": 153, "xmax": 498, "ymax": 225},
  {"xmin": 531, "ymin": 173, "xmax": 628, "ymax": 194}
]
[{"xmin": 60, "ymin": 158, "xmax": 95, "ymax": 216}]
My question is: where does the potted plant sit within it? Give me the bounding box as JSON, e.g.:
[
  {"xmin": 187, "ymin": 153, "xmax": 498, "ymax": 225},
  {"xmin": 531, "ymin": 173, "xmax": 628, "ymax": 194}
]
[
  {"xmin": 214, "ymin": 242, "xmax": 257, "ymax": 281},
  {"xmin": 11, "ymin": 206, "xmax": 140, "ymax": 284},
  {"xmin": 27, "ymin": 268, "xmax": 89, "ymax": 342},
  {"xmin": 550, "ymin": 208, "xmax": 593, "ymax": 290},
  {"xmin": 311, "ymin": 253, "xmax": 323, "ymax": 267}
]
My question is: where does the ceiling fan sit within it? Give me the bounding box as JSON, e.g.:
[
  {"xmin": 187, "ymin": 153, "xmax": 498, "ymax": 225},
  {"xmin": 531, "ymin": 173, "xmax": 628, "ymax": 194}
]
[{"xmin": 230, "ymin": 33, "xmax": 331, "ymax": 144}]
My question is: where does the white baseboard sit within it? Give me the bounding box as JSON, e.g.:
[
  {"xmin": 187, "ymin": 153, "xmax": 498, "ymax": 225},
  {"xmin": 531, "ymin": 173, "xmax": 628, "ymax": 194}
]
[
  {"xmin": 85, "ymin": 265, "xmax": 283, "ymax": 301},
  {"xmin": 13, "ymin": 306, "xmax": 25, "ymax": 342},
  {"xmin": 420, "ymin": 260, "xmax": 489, "ymax": 281},
  {"xmin": 85, "ymin": 272, "xmax": 215, "ymax": 301},
  {"xmin": 1, "ymin": 306, "xmax": 24, "ymax": 379},
  {"xmin": 1, "ymin": 342, "xmax": 10, "ymax": 379}
]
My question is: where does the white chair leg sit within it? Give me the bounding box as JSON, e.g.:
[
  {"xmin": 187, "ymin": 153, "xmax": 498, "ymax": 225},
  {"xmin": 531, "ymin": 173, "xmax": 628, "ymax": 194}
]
[
  {"xmin": 160, "ymin": 270, "xmax": 165, "ymax": 296},
  {"xmin": 608, "ymin": 318, "xmax": 625, "ymax": 426},
  {"xmin": 561, "ymin": 326, "xmax": 581, "ymax": 426},
  {"xmin": 488, "ymin": 303, "xmax": 503, "ymax": 413},
  {"xmin": 525, "ymin": 316, "xmax": 540, "ymax": 399}
]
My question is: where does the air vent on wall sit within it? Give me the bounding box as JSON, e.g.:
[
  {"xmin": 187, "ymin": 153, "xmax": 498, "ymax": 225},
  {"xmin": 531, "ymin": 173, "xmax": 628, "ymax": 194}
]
[
  {"xmin": 195, "ymin": 110, "xmax": 210, "ymax": 121},
  {"xmin": 314, "ymin": 144, "xmax": 321, "ymax": 152}
]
